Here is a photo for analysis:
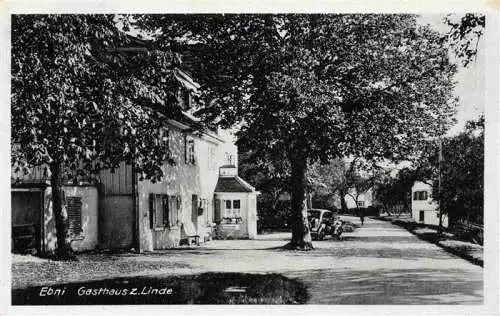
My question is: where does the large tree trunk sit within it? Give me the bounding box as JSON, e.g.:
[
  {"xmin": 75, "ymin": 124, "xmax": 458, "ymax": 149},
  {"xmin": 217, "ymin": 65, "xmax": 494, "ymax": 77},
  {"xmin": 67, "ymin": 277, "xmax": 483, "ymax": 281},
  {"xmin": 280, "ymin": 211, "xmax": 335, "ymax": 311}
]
[
  {"xmin": 438, "ymin": 210, "xmax": 443, "ymax": 234},
  {"xmin": 50, "ymin": 162, "xmax": 76, "ymax": 260},
  {"xmin": 285, "ymin": 158, "xmax": 314, "ymax": 250},
  {"xmin": 339, "ymin": 188, "xmax": 348, "ymax": 213},
  {"xmin": 306, "ymin": 192, "xmax": 313, "ymax": 209},
  {"xmin": 270, "ymin": 189, "xmax": 281, "ymax": 210}
]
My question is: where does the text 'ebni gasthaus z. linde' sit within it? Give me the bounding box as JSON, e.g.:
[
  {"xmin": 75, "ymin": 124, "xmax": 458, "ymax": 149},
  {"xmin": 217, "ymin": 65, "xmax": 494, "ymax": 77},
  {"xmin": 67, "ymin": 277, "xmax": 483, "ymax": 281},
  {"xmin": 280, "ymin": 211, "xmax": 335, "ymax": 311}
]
[{"xmin": 39, "ymin": 286, "xmax": 174, "ymax": 297}]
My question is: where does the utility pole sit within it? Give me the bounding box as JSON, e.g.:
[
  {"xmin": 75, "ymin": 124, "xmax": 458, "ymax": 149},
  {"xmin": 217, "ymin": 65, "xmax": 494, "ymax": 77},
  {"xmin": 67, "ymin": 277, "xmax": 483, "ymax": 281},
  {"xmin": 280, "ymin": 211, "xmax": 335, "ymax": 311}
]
[{"xmin": 438, "ymin": 137, "xmax": 443, "ymax": 233}]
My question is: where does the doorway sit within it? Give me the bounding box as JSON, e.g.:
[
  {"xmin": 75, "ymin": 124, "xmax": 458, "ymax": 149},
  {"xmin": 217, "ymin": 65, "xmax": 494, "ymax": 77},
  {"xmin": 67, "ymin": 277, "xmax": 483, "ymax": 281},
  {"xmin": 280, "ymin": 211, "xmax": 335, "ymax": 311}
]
[{"xmin": 12, "ymin": 190, "xmax": 43, "ymax": 254}]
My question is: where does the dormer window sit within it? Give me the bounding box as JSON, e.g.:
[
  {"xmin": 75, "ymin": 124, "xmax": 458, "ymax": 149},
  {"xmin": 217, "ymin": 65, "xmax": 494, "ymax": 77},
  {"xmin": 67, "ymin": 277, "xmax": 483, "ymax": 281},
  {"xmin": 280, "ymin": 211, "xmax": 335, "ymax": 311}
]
[
  {"xmin": 160, "ymin": 128, "xmax": 169, "ymax": 150},
  {"xmin": 183, "ymin": 90, "xmax": 191, "ymax": 110},
  {"xmin": 177, "ymin": 88, "xmax": 192, "ymax": 110}
]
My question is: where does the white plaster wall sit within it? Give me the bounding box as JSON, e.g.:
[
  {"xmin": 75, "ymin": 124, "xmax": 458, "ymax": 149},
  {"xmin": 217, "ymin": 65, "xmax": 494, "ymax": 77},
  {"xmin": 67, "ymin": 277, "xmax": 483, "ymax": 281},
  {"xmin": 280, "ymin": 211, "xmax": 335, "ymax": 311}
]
[
  {"xmin": 412, "ymin": 209, "xmax": 449, "ymax": 228},
  {"xmin": 411, "ymin": 181, "xmax": 438, "ymax": 213},
  {"xmin": 247, "ymin": 195, "xmax": 258, "ymax": 239},
  {"xmin": 138, "ymin": 125, "xmax": 226, "ymax": 251},
  {"xmin": 411, "ymin": 181, "xmax": 448, "ymax": 227},
  {"xmin": 44, "ymin": 186, "xmax": 99, "ymax": 252}
]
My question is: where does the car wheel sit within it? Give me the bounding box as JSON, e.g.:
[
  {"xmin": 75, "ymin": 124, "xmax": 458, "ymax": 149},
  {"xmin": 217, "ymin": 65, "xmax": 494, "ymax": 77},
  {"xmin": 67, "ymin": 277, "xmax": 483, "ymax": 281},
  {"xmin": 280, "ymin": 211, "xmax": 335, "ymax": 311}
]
[{"xmin": 318, "ymin": 230, "xmax": 325, "ymax": 240}]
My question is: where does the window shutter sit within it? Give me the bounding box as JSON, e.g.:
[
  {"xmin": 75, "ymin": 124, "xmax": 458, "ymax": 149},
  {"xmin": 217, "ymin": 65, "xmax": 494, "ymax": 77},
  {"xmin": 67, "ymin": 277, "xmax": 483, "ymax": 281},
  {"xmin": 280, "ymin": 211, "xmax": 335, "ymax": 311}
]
[
  {"xmin": 175, "ymin": 195, "xmax": 181, "ymax": 226},
  {"xmin": 214, "ymin": 199, "xmax": 221, "ymax": 223},
  {"xmin": 184, "ymin": 135, "xmax": 188, "ymax": 164},
  {"xmin": 192, "ymin": 194, "xmax": 198, "ymax": 218},
  {"xmin": 190, "ymin": 139, "xmax": 195, "ymax": 164},
  {"xmin": 162, "ymin": 195, "xmax": 169, "ymax": 226},
  {"xmin": 66, "ymin": 196, "xmax": 82, "ymax": 235},
  {"xmin": 165, "ymin": 129, "xmax": 170, "ymax": 151},
  {"xmin": 149, "ymin": 193, "xmax": 156, "ymax": 229}
]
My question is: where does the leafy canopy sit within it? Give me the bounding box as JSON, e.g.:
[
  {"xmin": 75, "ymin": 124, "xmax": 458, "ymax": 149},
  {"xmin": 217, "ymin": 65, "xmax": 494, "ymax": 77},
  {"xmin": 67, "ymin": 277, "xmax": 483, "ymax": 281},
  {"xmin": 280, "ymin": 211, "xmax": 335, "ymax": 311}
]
[
  {"xmin": 435, "ymin": 116, "xmax": 484, "ymax": 223},
  {"xmin": 135, "ymin": 14, "xmax": 458, "ymax": 165},
  {"xmin": 12, "ymin": 14, "xmax": 182, "ymax": 182},
  {"xmin": 444, "ymin": 13, "xmax": 485, "ymax": 67}
]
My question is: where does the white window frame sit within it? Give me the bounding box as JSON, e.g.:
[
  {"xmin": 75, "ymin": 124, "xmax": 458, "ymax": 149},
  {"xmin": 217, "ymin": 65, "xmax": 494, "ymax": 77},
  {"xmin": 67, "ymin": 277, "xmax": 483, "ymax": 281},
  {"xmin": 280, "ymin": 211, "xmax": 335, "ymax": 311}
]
[
  {"xmin": 413, "ymin": 191, "xmax": 428, "ymax": 201},
  {"xmin": 185, "ymin": 136, "xmax": 196, "ymax": 165},
  {"xmin": 224, "ymin": 200, "xmax": 241, "ymax": 219},
  {"xmin": 150, "ymin": 194, "xmax": 180, "ymax": 230}
]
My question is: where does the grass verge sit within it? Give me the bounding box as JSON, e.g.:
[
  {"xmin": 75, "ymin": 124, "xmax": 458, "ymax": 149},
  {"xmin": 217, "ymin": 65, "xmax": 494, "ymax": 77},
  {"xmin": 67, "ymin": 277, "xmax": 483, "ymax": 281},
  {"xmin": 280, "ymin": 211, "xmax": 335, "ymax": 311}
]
[{"xmin": 375, "ymin": 216, "xmax": 483, "ymax": 267}]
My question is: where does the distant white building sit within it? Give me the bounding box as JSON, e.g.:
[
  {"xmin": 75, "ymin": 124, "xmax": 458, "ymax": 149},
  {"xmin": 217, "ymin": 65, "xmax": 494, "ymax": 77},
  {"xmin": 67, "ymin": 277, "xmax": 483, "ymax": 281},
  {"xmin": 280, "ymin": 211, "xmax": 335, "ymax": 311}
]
[
  {"xmin": 344, "ymin": 188, "xmax": 374, "ymax": 209},
  {"xmin": 411, "ymin": 181, "xmax": 448, "ymax": 227}
]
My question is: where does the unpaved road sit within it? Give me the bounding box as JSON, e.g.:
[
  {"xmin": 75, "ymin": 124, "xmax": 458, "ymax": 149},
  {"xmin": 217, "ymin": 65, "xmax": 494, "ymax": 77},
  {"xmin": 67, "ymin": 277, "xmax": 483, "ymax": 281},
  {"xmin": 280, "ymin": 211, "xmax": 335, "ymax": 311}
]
[{"xmin": 12, "ymin": 216, "xmax": 482, "ymax": 304}]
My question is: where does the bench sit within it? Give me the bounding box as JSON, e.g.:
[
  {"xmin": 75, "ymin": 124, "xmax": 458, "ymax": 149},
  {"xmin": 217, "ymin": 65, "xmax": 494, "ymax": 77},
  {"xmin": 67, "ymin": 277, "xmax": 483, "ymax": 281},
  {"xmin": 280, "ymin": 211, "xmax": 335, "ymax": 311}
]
[
  {"xmin": 12, "ymin": 224, "xmax": 36, "ymax": 253},
  {"xmin": 181, "ymin": 221, "xmax": 201, "ymax": 246}
]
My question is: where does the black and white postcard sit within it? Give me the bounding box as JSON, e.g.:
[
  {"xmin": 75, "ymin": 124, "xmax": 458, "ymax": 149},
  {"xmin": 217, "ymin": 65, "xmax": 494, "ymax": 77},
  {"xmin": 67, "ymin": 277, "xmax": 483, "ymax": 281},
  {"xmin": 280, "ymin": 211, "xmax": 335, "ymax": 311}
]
[{"xmin": 2, "ymin": 1, "xmax": 498, "ymax": 315}]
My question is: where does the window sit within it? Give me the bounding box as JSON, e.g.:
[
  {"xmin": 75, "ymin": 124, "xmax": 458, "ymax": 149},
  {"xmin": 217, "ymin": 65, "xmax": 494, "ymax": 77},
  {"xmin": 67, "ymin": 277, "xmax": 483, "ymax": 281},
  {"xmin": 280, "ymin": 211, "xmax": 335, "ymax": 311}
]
[
  {"xmin": 183, "ymin": 90, "xmax": 191, "ymax": 110},
  {"xmin": 413, "ymin": 191, "xmax": 428, "ymax": 201},
  {"xmin": 66, "ymin": 196, "xmax": 83, "ymax": 236},
  {"xmin": 233, "ymin": 200, "xmax": 241, "ymax": 209},
  {"xmin": 419, "ymin": 210, "xmax": 425, "ymax": 222},
  {"xmin": 160, "ymin": 128, "xmax": 169, "ymax": 152},
  {"xmin": 154, "ymin": 128, "xmax": 170, "ymax": 162},
  {"xmin": 177, "ymin": 88, "xmax": 192, "ymax": 110},
  {"xmin": 185, "ymin": 136, "xmax": 196, "ymax": 165},
  {"xmin": 149, "ymin": 194, "xmax": 180, "ymax": 229},
  {"xmin": 357, "ymin": 201, "xmax": 365, "ymax": 207},
  {"xmin": 224, "ymin": 199, "xmax": 241, "ymax": 220}
]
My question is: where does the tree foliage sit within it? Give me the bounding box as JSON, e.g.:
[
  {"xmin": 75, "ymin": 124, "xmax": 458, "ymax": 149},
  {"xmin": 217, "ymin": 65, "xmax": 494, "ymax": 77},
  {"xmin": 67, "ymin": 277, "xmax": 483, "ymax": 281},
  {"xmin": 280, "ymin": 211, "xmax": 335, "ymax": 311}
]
[
  {"xmin": 444, "ymin": 13, "xmax": 485, "ymax": 67},
  {"xmin": 434, "ymin": 116, "xmax": 484, "ymax": 224},
  {"xmin": 12, "ymin": 14, "xmax": 181, "ymax": 183},
  {"xmin": 375, "ymin": 167, "xmax": 423, "ymax": 214},
  {"xmin": 134, "ymin": 14, "xmax": 458, "ymax": 249},
  {"xmin": 136, "ymin": 14, "xmax": 457, "ymax": 160},
  {"xmin": 11, "ymin": 15, "xmax": 182, "ymax": 258},
  {"xmin": 342, "ymin": 159, "xmax": 386, "ymax": 208},
  {"xmin": 375, "ymin": 116, "xmax": 484, "ymax": 224},
  {"xmin": 308, "ymin": 158, "xmax": 385, "ymax": 211}
]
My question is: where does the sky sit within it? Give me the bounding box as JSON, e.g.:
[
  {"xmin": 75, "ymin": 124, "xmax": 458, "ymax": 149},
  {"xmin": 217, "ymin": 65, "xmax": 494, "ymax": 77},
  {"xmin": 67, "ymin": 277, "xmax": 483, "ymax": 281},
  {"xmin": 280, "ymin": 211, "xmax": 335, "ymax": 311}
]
[{"xmin": 417, "ymin": 14, "xmax": 485, "ymax": 136}]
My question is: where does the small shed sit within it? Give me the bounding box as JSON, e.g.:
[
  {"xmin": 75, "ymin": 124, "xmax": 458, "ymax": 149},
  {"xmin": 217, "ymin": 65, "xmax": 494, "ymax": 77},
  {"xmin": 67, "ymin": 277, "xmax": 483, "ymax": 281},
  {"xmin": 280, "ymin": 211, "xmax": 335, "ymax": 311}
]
[{"xmin": 214, "ymin": 165, "xmax": 259, "ymax": 239}]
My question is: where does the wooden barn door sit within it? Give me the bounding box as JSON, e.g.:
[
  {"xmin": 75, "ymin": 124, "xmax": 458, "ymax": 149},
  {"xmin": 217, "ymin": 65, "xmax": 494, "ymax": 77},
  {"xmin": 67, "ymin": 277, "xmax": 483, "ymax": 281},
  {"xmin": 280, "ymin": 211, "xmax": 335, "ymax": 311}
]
[{"xmin": 11, "ymin": 190, "xmax": 43, "ymax": 254}]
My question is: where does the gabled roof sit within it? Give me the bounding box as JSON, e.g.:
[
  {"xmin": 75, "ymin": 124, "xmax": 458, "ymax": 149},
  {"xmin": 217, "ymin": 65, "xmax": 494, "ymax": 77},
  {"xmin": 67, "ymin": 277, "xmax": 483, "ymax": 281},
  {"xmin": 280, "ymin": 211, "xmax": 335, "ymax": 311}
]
[{"xmin": 215, "ymin": 176, "xmax": 256, "ymax": 193}]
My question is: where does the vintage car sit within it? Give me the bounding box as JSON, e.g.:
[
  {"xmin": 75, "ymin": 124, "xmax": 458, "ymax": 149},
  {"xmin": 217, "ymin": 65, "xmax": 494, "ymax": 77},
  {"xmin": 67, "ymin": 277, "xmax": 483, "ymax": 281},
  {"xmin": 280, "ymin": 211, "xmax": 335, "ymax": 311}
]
[{"xmin": 307, "ymin": 209, "xmax": 336, "ymax": 240}]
